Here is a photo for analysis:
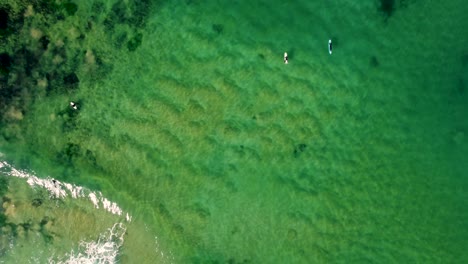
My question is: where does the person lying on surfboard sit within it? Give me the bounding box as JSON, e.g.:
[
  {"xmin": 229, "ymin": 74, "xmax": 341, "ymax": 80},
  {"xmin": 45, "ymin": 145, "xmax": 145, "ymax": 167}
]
[
  {"xmin": 284, "ymin": 52, "xmax": 288, "ymax": 64},
  {"xmin": 70, "ymin": 101, "xmax": 78, "ymax": 110}
]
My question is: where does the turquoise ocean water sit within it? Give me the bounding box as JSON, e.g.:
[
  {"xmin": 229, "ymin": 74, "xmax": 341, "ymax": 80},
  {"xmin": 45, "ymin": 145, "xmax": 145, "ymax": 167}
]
[{"xmin": 1, "ymin": 0, "xmax": 467, "ymax": 263}]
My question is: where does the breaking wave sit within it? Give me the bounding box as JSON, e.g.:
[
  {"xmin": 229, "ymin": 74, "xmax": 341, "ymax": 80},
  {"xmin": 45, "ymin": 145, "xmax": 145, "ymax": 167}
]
[
  {"xmin": 50, "ymin": 223, "xmax": 126, "ymax": 264},
  {"xmin": 0, "ymin": 160, "xmax": 132, "ymax": 222},
  {"xmin": 0, "ymin": 158, "xmax": 132, "ymax": 263}
]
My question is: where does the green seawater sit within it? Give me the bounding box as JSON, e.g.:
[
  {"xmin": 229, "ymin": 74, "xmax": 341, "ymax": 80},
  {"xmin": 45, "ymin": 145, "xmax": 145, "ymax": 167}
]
[{"xmin": 1, "ymin": 0, "xmax": 467, "ymax": 262}]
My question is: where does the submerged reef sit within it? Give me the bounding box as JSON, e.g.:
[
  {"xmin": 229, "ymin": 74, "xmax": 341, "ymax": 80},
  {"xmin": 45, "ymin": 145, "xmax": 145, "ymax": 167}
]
[
  {"xmin": 370, "ymin": 56, "xmax": 380, "ymax": 68},
  {"xmin": 212, "ymin": 23, "xmax": 224, "ymax": 34},
  {"xmin": 378, "ymin": 0, "xmax": 412, "ymax": 22},
  {"xmin": 0, "ymin": 0, "xmax": 154, "ymax": 145},
  {"xmin": 293, "ymin": 143, "xmax": 307, "ymax": 158},
  {"xmin": 0, "ymin": 0, "xmax": 155, "ymax": 187},
  {"xmin": 379, "ymin": 0, "xmax": 396, "ymax": 19}
]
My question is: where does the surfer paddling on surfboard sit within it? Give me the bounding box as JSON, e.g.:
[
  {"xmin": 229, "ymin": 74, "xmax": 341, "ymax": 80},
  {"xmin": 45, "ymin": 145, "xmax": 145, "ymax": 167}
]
[
  {"xmin": 284, "ymin": 52, "xmax": 289, "ymax": 64},
  {"xmin": 70, "ymin": 101, "xmax": 78, "ymax": 110},
  {"xmin": 328, "ymin": 39, "xmax": 332, "ymax": 55}
]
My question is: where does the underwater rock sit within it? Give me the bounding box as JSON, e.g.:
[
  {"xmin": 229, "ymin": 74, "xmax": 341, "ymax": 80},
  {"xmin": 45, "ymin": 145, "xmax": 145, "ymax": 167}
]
[
  {"xmin": 0, "ymin": 213, "xmax": 6, "ymax": 228},
  {"xmin": 193, "ymin": 203, "xmax": 211, "ymax": 219},
  {"xmin": 14, "ymin": 47, "xmax": 39, "ymax": 76},
  {"xmin": 92, "ymin": 2, "xmax": 105, "ymax": 14},
  {"xmin": 104, "ymin": 2, "xmax": 127, "ymax": 31},
  {"xmin": 157, "ymin": 202, "xmax": 174, "ymax": 221},
  {"xmin": 293, "ymin": 143, "xmax": 307, "ymax": 157},
  {"xmin": 77, "ymin": 33, "xmax": 85, "ymax": 41},
  {"xmin": 63, "ymin": 72, "xmax": 79, "ymax": 89},
  {"xmin": 133, "ymin": 0, "xmax": 152, "ymax": 27},
  {"xmin": 0, "ymin": 177, "xmax": 8, "ymax": 196},
  {"xmin": 39, "ymin": 35, "xmax": 50, "ymax": 50},
  {"xmin": 85, "ymin": 149, "xmax": 99, "ymax": 168},
  {"xmin": 378, "ymin": 0, "xmax": 412, "ymax": 21},
  {"xmin": 298, "ymin": 143, "xmax": 307, "ymax": 152},
  {"xmin": 0, "ymin": 181, "xmax": 8, "ymax": 229},
  {"xmin": 127, "ymin": 33, "xmax": 143, "ymax": 52},
  {"xmin": 110, "ymin": 1, "xmax": 128, "ymax": 25},
  {"xmin": 287, "ymin": 228, "xmax": 298, "ymax": 240},
  {"xmin": 0, "ymin": 53, "xmax": 11, "ymax": 75},
  {"xmin": 114, "ymin": 31, "xmax": 128, "ymax": 48},
  {"xmin": 63, "ymin": 2, "xmax": 78, "ymax": 16},
  {"xmin": 85, "ymin": 19, "xmax": 93, "ymax": 31},
  {"xmin": 461, "ymin": 54, "xmax": 468, "ymax": 67},
  {"xmin": 0, "ymin": 84, "xmax": 20, "ymax": 101},
  {"xmin": 65, "ymin": 143, "xmax": 81, "ymax": 158},
  {"xmin": 45, "ymin": 72, "xmax": 63, "ymax": 94},
  {"xmin": 111, "ymin": 0, "xmax": 151, "ymax": 28},
  {"xmin": 173, "ymin": 224, "xmax": 184, "ymax": 235},
  {"xmin": 227, "ymin": 258, "xmax": 251, "ymax": 264},
  {"xmin": 103, "ymin": 0, "xmax": 152, "ymax": 32},
  {"xmin": 39, "ymin": 216, "xmax": 49, "ymax": 227},
  {"xmin": 212, "ymin": 24, "xmax": 224, "ymax": 34},
  {"xmin": 31, "ymin": 198, "xmax": 43, "ymax": 207},
  {"xmin": 379, "ymin": 0, "xmax": 395, "ymax": 19},
  {"xmin": 103, "ymin": 17, "xmax": 115, "ymax": 32},
  {"xmin": 19, "ymin": 221, "xmax": 32, "ymax": 232},
  {"xmin": 85, "ymin": 149, "xmax": 96, "ymax": 161},
  {"xmin": 39, "ymin": 216, "xmax": 54, "ymax": 244},
  {"xmin": 370, "ymin": 56, "xmax": 379, "ymax": 67},
  {"xmin": 0, "ymin": 4, "xmax": 24, "ymax": 37},
  {"xmin": 31, "ymin": 0, "xmax": 57, "ymax": 16},
  {"xmin": 56, "ymin": 143, "xmax": 81, "ymax": 165},
  {"xmin": 0, "ymin": 7, "xmax": 9, "ymax": 30}
]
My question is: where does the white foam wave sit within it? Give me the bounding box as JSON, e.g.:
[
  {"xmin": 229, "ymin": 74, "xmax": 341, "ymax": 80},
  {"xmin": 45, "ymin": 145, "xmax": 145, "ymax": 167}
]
[
  {"xmin": 0, "ymin": 157, "xmax": 177, "ymax": 263},
  {"xmin": 0, "ymin": 161, "xmax": 131, "ymax": 220},
  {"xmin": 50, "ymin": 223, "xmax": 127, "ymax": 264},
  {"xmin": 0, "ymin": 159, "xmax": 134, "ymax": 263}
]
